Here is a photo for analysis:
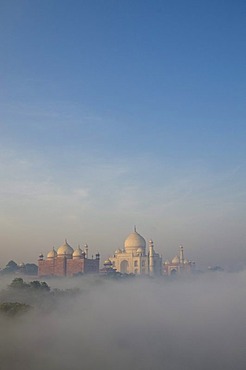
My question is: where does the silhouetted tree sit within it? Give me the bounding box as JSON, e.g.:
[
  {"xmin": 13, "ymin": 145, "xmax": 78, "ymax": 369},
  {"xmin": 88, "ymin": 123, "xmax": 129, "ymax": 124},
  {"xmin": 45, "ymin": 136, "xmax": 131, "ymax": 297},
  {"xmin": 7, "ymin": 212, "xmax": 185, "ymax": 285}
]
[
  {"xmin": 0, "ymin": 302, "xmax": 30, "ymax": 316},
  {"xmin": 29, "ymin": 280, "xmax": 50, "ymax": 291},
  {"xmin": 9, "ymin": 277, "xmax": 29, "ymax": 289},
  {"xmin": 6, "ymin": 260, "xmax": 18, "ymax": 270},
  {"xmin": 25, "ymin": 263, "xmax": 38, "ymax": 275},
  {"xmin": 0, "ymin": 260, "xmax": 18, "ymax": 275}
]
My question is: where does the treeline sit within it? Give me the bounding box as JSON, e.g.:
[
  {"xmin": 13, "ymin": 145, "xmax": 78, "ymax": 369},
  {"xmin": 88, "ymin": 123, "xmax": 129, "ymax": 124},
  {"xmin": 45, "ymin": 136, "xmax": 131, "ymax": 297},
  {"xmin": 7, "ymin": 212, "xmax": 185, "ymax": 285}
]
[
  {"xmin": 9, "ymin": 277, "xmax": 50, "ymax": 291},
  {"xmin": 0, "ymin": 260, "xmax": 38, "ymax": 276},
  {"xmin": 0, "ymin": 278, "xmax": 80, "ymax": 317},
  {"xmin": 0, "ymin": 302, "xmax": 31, "ymax": 316}
]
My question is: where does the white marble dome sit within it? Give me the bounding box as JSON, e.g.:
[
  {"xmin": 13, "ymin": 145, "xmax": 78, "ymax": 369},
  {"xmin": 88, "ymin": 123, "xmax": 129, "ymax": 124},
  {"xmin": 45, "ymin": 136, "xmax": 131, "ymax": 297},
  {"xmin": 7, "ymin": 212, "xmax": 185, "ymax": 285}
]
[
  {"xmin": 124, "ymin": 228, "xmax": 146, "ymax": 253},
  {"xmin": 57, "ymin": 240, "xmax": 74, "ymax": 257},
  {"xmin": 172, "ymin": 255, "xmax": 180, "ymax": 264}
]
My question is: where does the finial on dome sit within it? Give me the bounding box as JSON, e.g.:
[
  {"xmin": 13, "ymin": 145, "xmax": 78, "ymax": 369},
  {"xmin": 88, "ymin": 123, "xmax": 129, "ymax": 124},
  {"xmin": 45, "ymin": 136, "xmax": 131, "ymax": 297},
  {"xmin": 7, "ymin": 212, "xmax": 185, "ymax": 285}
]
[{"xmin": 134, "ymin": 225, "xmax": 136, "ymax": 232}]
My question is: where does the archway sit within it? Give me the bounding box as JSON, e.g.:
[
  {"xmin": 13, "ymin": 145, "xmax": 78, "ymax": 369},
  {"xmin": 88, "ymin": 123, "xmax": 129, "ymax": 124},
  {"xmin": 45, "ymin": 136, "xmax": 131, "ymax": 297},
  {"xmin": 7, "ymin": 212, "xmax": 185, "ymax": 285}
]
[{"xmin": 120, "ymin": 260, "xmax": 129, "ymax": 274}]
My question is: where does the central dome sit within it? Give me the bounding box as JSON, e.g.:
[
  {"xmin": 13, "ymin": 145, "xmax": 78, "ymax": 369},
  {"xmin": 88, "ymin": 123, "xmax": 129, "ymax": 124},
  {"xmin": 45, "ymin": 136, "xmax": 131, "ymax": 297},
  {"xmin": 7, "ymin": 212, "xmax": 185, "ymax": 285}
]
[
  {"xmin": 57, "ymin": 240, "xmax": 74, "ymax": 258},
  {"xmin": 124, "ymin": 228, "xmax": 146, "ymax": 254}
]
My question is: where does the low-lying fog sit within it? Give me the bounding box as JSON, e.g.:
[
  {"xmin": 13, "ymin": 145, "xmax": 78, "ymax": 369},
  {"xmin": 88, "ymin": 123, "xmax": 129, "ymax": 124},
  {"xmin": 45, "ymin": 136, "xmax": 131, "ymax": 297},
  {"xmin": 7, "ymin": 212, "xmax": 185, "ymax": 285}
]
[{"xmin": 1, "ymin": 271, "xmax": 246, "ymax": 370}]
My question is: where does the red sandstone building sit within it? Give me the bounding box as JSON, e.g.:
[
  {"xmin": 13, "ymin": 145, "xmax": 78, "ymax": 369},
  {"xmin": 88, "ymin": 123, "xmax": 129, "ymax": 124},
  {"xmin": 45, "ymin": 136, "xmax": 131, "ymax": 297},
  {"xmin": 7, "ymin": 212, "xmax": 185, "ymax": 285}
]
[{"xmin": 38, "ymin": 240, "xmax": 100, "ymax": 277}]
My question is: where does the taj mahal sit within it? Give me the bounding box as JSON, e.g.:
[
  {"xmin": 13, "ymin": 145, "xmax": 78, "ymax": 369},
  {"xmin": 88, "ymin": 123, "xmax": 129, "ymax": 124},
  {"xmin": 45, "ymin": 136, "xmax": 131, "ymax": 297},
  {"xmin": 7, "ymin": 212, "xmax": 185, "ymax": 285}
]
[
  {"xmin": 107, "ymin": 227, "xmax": 162, "ymax": 276},
  {"xmin": 105, "ymin": 227, "xmax": 195, "ymax": 276},
  {"xmin": 38, "ymin": 227, "xmax": 195, "ymax": 277}
]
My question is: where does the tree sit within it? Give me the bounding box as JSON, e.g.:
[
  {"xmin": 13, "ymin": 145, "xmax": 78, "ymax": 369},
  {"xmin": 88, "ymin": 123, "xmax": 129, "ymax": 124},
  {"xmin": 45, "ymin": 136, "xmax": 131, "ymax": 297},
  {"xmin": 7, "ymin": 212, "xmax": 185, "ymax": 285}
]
[
  {"xmin": 9, "ymin": 278, "xmax": 51, "ymax": 291},
  {"xmin": 6, "ymin": 260, "xmax": 18, "ymax": 270},
  {"xmin": 29, "ymin": 280, "xmax": 50, "ymax": 291},
  {"xmin": 25, "ymin": 263, "xmax": 38, "ymax": 275},
  {"xmin": 40, "ymin": 281, "xmax": 50, "ymax": 291},
  {"xmin": 0, "ymin": 260, "xmax": 18, "ymax": 275},
  {"xmin": 0, "ymin": 302, "xmax": 30, "ymax": 316},
  {"xmin": 9, "ymin": 277, "xmax": 28, "ymax": 289}
]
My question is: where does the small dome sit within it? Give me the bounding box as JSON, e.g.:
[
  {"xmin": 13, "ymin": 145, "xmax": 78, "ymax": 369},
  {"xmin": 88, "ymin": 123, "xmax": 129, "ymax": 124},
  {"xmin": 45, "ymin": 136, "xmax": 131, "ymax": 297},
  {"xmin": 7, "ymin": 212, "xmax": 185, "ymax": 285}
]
[
  {"xmin": 136, "ymin": 247, "xmax": 143, "ymax": 254},
  {"xmin": 104, "ymin": 259, "xmax": 112, "ymax": 266},
  {"xmin": 47, "ymin": 247, "xmax": 57, "ymax": 259},
  {"xmin": 73, "ymin": 246, "xmax": 83, "ymax": 258},
  {"xmin": 115, "ymin": 248, "xmax": 122, "ymax": 254},
  {"xmin": 57, "ymin": 240, "xmax": 74, "ymax": 257},
  {"xmin": 19, "ymin": 262, "xmax": 25, "ymax": 267},
  {"xmin": 124, "ymin": 228, "xmax": 146, "ymax": 253},
  {"xmin": 164, "ymin": 259, "xmax": 170, "ymax": 265},
  {"xmin": 172, "ymin": 255, "xmax": 180, "ymax": 264},
  {"xmin": 184, "ymin": 259, "xmax": 190, "ymax": 264}
]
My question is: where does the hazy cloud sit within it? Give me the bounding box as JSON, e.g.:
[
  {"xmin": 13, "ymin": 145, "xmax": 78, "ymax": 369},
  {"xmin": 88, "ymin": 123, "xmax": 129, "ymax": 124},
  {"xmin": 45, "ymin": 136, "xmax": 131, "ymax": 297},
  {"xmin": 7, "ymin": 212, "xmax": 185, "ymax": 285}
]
[{"xmin": 1, "ymin": 272, "xmax": 246, "ymax": 370}]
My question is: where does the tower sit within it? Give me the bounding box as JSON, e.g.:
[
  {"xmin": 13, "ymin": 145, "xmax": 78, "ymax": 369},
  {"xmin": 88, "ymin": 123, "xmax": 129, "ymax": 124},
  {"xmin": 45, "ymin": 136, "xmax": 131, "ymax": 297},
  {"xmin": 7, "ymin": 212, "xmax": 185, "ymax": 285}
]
[
  {"xmin": 149, "ymin": 239, "xmax": 154, "ymax": 277},
  {"xmin": 84, "ymin": 244, "xmax": 89, "ymax": 258},
  {"xmin": 179, "ymin": 245, "xmax": 184, "ymax": 265}
]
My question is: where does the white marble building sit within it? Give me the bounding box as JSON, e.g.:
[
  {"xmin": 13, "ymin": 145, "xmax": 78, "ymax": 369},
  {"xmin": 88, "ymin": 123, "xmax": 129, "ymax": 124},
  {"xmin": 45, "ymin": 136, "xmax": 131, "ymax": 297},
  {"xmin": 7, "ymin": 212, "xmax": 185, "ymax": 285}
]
[{"xmin": 108, "ymin": 227, "xmax": 162, "ymax": 276}]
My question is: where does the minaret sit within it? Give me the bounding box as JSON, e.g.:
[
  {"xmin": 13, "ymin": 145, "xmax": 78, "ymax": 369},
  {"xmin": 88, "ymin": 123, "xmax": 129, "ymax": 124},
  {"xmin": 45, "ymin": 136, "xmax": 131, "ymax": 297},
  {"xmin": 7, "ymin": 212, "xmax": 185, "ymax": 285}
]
[
  {"xmin": 179, "ymin": 245, "xmax": 184, "ymax": 265},
  {"xmin": 149, "ymin": 239, "xmax": 154, "ymax": 277},
  {"xmin": 84, "ymin": 244, "xmax": 89, "ymax": 258}
]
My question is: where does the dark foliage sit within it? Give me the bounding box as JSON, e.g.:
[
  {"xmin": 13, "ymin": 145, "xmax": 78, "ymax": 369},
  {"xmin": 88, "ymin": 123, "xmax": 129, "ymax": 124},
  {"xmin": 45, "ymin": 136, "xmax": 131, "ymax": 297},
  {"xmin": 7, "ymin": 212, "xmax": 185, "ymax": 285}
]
[
  {"xmin": 0, "ymin": 302, "xmax": 31, "ymax": 316},
  {"xmin": 25, "ymin": 263, "xmax": 38, "ymax": 275},
  {"xmin": 0, "ymin": 260, "xmax": 38, "ymax": 276},
  {"xmin": 0, "ymin": 278, "xmax": 81, "ymax": 315}
]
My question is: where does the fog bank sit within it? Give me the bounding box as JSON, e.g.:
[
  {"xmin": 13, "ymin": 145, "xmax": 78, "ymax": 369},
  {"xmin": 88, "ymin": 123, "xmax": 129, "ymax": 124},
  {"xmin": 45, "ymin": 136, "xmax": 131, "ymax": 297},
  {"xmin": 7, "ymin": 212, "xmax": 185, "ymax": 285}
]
[{"xmin": 1, "ymin": 272, "xmax": 246, "ymax": 370}]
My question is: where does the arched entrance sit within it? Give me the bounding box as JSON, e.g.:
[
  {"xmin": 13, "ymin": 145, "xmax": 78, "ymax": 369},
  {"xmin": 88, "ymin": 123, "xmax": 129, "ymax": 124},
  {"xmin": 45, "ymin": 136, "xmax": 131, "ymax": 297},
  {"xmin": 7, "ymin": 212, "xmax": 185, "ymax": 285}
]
[{"xmin": 120, "ymin": 260, "xmax": 129, "ymax": 274}]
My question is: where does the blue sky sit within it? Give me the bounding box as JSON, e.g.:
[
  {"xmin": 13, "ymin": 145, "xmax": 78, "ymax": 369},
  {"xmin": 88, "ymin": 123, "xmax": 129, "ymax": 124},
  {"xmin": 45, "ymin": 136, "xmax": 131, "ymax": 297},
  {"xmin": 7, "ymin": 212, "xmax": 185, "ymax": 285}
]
[{"xmin": 0, "ymin": 0, "xmax": 246, "ymax": 268}]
